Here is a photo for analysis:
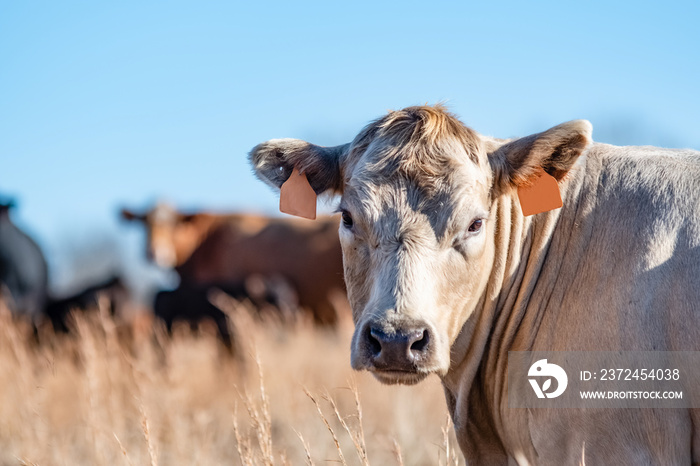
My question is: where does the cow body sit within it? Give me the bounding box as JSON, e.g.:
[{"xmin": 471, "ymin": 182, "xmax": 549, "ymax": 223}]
[
  {"xmin": 154, "ymin": 285, "xmax": 234, "ymax": 350},
  {"xmin": 0, "ymin": 202, "xmax": 48, "ymax": 321},
  {"xmin": 250, "ymin": 105, "xmax": 700, "ymax": 464},
  {"xmin": 122, "ymin": 207, "xmax": 345, "ymax": 325},
  {"xmin": 154, "ymin": 278, "xmax": 298, "ymax": 352},
  {"xmin": 443, "ymin": 143, "xmax": 700, "ymax": 464}
]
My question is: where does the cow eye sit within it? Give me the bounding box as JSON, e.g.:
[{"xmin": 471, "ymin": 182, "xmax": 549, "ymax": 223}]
[
  {"xmin": 341, "ymin": 210, "xmax": 354, "ymax": 228},
  {"xmin": 468, "ymin": 219, "xmax": 483, "ymax": 233}
]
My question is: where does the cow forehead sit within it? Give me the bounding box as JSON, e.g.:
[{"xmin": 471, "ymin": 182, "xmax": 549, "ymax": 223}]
[
  {"xmin": 350, "ymin": 131, "xmax": 482, "ymax": 186},
  {"xmin": 146, "ymin": 204, "xmax": 179, "ymax": 226},
  {"xmin": 342, "ymin": 106, "xmax": 492, "ymax": 239},
  {"xmin": 342, "ymin": 105, "xmax": 490, "ymax": 209},
  {"xmin": 343, "ymin": 162, "xmax": 489, "ymax": 242}
]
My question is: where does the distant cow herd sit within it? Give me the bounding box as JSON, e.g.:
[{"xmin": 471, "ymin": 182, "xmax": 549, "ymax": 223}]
[{"xmin": 0, "ymin": 199, "xmax": 347, "ymax": 348}]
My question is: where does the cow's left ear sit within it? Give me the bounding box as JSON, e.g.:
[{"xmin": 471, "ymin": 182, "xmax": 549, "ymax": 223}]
[
  {"xmin": 249, "ymin": 139, "xmax": 350, "ymax": 195},
  {"xmin": 489, "ymin": 120, "xmax": 592, "ymax": 192}
]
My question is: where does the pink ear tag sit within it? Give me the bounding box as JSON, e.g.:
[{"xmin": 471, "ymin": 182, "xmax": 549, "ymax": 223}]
[
  {"xmin": 279, "ymin": 166, "xmax": 317, "ymax": 220},
  {"xmin": 517, "ymin": 168, "xmax": 563, "ymax": 216}
]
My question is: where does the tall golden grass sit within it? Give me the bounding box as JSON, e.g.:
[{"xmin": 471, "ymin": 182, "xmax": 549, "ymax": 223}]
[{"xmin": 0, "ymin": 295, "xmax": 462, "ymax": 465}]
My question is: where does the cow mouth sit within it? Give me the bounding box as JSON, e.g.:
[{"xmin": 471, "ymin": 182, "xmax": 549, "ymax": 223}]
[{"xmin": 368, "ymin": 368, "xmax": 430, "ymax": 386}]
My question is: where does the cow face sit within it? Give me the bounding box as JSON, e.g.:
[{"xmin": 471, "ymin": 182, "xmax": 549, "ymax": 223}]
[
  {"xmin": 250, "ymin": 105, "xmax": 591, "ymax": 384},
  {"xmin": 121, "ymin": 204, "xmax": 199, "ymax": 268}
]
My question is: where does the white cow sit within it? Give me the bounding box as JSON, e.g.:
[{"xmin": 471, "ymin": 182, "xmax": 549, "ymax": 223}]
[{"xmin": 250, "ymin": 105, "xmax": 700, "ymax": 464}]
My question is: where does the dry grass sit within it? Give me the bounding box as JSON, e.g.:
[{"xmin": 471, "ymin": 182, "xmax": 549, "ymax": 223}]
[{"xmin": 0, "ymin": 297, "xmax": 461, "ymax": 465}]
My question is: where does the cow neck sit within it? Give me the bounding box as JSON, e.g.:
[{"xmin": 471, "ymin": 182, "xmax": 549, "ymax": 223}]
[
  {"xmin": 444, "ymin": 192, "xmax": 566, "ymax": 378},
  {"xmin": 172, "ymin": 214, "xmax": 227, "ymax": 273},
  {"xmin": 190, "ymin": 213, "xmax": 226, "ymax": 246},
  {"xmin": 441, "ymin": 158, "xmax": 589, "ymax": 459},
  {"xmin": 195, "ymin": 214, "xmax": 227, "ymax": 237}
]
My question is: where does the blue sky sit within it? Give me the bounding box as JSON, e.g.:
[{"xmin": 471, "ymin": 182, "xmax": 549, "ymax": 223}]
[{"xmin": 2, "ymin": 1, "xmax": 699, "ymax": 293}]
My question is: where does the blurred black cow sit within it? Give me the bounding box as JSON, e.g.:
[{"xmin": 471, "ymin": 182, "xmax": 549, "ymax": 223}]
[
  {"xmin": 153, "ymin": 276, "xmax": 298, "ymax": 353},
  {"xmin": 45, "ymin": 274, "xmax": 128, "ymax": 333},
  {"xmin": 154, "ymin": 285, "xmax": 234, "ymax": 350},
  {"xmin": 0, "ymin": 201, "xmax": 49, "ymax": 322}
]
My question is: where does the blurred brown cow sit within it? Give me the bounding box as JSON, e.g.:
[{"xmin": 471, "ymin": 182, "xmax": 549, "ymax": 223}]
[{"xmin": 121, "ymin": 204, "xmax": 346, "ymax": 325}]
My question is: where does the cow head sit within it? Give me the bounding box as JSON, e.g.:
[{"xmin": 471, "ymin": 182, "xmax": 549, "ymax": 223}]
[
  {"xmin": 0, "ymin": 199, "xmax": 16, "ymax": 218},
  {"xmin": 250, "ymin": 105, "xmax": 591, "ymax": 384},
  {"xmin": 120, "ymin": 203, "xmax": 199, "ymax": 268}
]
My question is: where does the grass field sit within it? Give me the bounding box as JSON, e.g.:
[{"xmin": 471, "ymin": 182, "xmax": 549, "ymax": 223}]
[{"xmin": 0, "ymin": 296, "xmax": 462, "ymax": 466}]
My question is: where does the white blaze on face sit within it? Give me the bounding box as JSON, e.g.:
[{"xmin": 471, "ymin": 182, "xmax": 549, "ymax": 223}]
[
  {"xmin": 365, "ymin": 229, "xmax": 440, "ymax": 326},
  {"xmin": 147, "ymin": 204, "xmax": 179, "ymax": 268},
  {"xmin": 150, "ymin": 239, "xmax": 177, "ymax": 268}
]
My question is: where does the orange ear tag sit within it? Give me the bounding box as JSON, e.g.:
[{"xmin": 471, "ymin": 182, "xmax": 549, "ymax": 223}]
[
  {"xmin": 517, "ymin": 168, "xmax": 563, "ymax": 216},
  {"xmin": 279, "ymin": 166, "xmax": 317, "ymax": 220}
]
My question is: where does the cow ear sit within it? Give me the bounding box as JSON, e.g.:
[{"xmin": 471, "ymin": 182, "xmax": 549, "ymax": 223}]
[
  {"xmin": 489, "ymin": 120, "xmax": 592, "ymax": 192},
  {"xmin": 120, "ymin": 208, "xmax": 145, "ymax": 222},
  {"xmin": 249, "ymin": 139, "xmax": 350, "ymax": 195}
]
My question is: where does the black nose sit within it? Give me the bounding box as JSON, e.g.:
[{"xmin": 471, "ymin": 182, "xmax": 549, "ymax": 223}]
[{"xmin": 367, "ymin": 326, "xmax": 431, "ymax": 371}]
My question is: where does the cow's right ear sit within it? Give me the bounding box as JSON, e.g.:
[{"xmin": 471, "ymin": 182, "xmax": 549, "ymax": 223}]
[
  {"xmin": 249, "ymin": 139, "xmax": 350, "ymax": 195},
  {"xmin": 120, "ymin": 208, "xmax": 145, "ymax": 222}
]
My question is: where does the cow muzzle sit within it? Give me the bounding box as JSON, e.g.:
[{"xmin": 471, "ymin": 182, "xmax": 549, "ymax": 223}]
[
  {"xmin": 148, "ymin": 244, "xmax": 177, "ymax": 269},
  {"xmin": 351, "ymin": 320, "xmax": 436, "ymax": 385}
]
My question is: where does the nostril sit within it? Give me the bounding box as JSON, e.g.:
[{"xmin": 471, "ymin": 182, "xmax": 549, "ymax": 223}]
[
  {"xmin": 409, "ymin": 329, "xmax": 430, "ymax": 353},
  {"xmin": 367, "ymin": 326, "xmax": 382, "ymax": 356},
  {"xmin": 365, "ymin": 325, "xmax": 431, "ymax": 369}
]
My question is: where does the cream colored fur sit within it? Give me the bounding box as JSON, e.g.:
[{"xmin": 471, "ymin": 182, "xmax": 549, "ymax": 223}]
[{"xmin": 249, "ymin": 105, "xmax": 700, "ymax": 465}]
